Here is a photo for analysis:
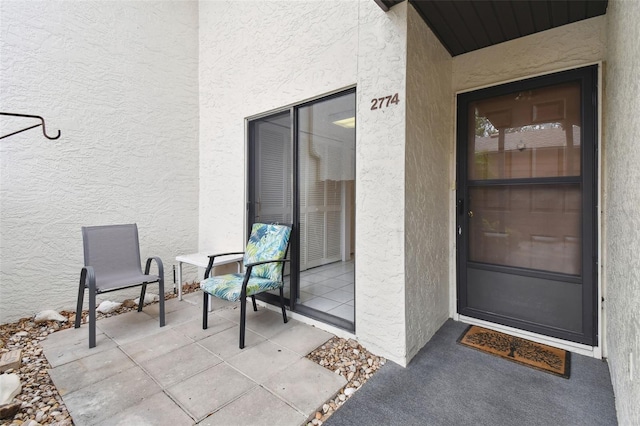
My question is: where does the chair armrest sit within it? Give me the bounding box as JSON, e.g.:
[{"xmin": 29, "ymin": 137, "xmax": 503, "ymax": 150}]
[
  {"xmin": 205, "ymin": 252, "xmax": 245, "ymax": 278},
  {"xmin": 81, "ymin": 265, "xmax": 96, "ymax": 290},
  {"xmin": 144, "ymin": 256, "xmax": 164, "ymax": 280},
  {"xmin": 244, "ymin": 259, "xmax": 290, "ymax": 269}
]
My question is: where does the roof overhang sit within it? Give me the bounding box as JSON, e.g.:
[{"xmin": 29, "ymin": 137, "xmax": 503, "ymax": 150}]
[{"xmin": 376, "ymin": 0, "xmax": 608, "ymax": 56}]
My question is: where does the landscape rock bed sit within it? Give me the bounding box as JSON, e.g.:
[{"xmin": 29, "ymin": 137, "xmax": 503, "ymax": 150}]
[{"xmin": 305, "ymin": 337, "xmax": 386, "ymax": 426}]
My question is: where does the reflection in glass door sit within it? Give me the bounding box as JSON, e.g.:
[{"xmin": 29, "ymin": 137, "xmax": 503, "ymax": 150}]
[{"xmin": 457, "ymin": 66, "xmax": 598, "ymax": 345}]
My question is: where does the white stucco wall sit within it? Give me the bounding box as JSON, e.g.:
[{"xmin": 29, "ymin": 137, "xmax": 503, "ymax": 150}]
[
  {"xmin": 404, "ymin": 3, "xmax": 452, "ymax": 361},
  {"xmin": 603, "ymin": 0, "xmax": 640, "ymax": 423},
  {"xmin": 452, "ymin": 16, "xmax": 606, "ymax": 92},
  {"xmin": 0, "ymin": 1, "xmax": 200, "ymax": 323},
  {"xmin": 198, "ymin": 0, "xmax": 359, "ymax": 253},
  {"xmin": 354, "ymin": 1, "xmax": 408, "ymax": 365}
]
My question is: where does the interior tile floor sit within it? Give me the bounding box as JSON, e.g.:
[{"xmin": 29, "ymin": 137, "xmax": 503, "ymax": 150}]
[
  {"xmin": 299, "ymin": 260, "xmax": 354, "ymax": 322},
  {"xmin": 276, "ymin": 260, "xmax": 354, "ymax": 323}
]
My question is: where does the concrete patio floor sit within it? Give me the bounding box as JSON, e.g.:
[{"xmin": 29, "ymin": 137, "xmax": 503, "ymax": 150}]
[{"xmin": 40, "ymin": 293, "xmax": 345, "ymax": 425}]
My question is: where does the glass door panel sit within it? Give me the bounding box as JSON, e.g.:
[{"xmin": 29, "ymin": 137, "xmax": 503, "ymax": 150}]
[
  {"xmin": 468, "ymin": 82, "xmax": 582, "ymax": 180},
  {"xmin": 248, "ymin": 111, "xmax": 292, "ymax": 301},
  {"xmin": 468, "ymin": 184, "xmax": 581, "ymax": 275},
  {"xmin": 296, "ymin": 92, "xmax": 356, "ymax": 325},
  {"xmin": 247, "ymin": 90, "xmax": 356, "ymax": 330}
]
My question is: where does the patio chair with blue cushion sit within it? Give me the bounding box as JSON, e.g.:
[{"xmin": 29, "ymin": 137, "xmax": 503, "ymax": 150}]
[
  {"xmin": 75, "ymin": 224, "xmax": 165, "ymax": 348},
  {"xmin": 200, "ymin": 222, "xmax": 291, "ymax": 349}
]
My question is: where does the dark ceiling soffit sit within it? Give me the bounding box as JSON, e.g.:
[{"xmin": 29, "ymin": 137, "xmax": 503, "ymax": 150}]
[
  {"xmin": 373, "ymin": 0, "xmax": 608, "ymax": 57},
  {"xmin": 376, "ymin": 0, "xmax": 404, "ymax": 11},
  {"xmin": 374, "ymin": 0, "xmax": 391, "ymax": 12}
]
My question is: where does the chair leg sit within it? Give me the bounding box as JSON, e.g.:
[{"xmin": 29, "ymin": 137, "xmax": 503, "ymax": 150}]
[
  {"xmin": 239, "ymin": 295, "xmax": 247, "ymax": 349},
  {"xmin": 279, "ymin": 287, "xmax": 288, "ymax": 324},
  {"xmin": 75, "ymin": 275, "xmax": 85, "ymax": 329},
  {"xmin": 202, "ymin": 292, "xmax": 209, "ymax": 329},
  {"xmin": 251, "ymin": 295, "xmax": 257, "ymax": 312},
  {"xmin": 138, "ymin": 284, "xmax": 147, "ymax": 312},
  {"xmin": 158, "ymin": 278, "xmax": 165, "ymax": 327},
  {"xmin": 89, "ymin": 287, "xmax": 97, "ymax": 349}
]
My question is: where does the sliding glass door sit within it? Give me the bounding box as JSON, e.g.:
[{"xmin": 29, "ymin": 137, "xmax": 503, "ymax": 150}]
[{"xmin": 248, "ymin": 89, "xmax": 356, "ymax": 330}]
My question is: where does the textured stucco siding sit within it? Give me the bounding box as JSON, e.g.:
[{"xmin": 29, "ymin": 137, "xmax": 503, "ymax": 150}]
[
  {"xmin": 354, "ymin": 1, "xmax": 408, "ymax": 365},
  {"xmin": 404, "ymin": 4, "xmax": 452, "ymax": 361},
  {"xmin": 453, "ymin": 16, "xmax": 606, "ymax": 92},
  {"xmin": 0, "ymin": 1, "xmax": 200, "ymax": 323},
  {"xmin": 603, "ymin": 0, "xmax": 640, "ymax": 423},
  {"xmin": 198, "ymin": 0, "xmax": 358, "ymax": 253}
]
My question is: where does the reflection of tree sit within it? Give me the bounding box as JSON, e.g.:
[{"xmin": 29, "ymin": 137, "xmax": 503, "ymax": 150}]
[
  {"xmin": 475, "ymin": 115, "xmax": 497, "ymax": 137},
  {"xmin": 507, "ymin": 122, "xmax": 563, "ymax": 133},
  {"xmin": 465, "ymin": 330, "xmax": 563, "ymax": 371},
  {"xmin": 476, "ymin": 111, "xmax": 564, "ymax": 138}
]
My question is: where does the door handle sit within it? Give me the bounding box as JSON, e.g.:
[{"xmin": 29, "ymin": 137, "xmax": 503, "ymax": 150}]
[{"xmin": 468, "ymin": 210, "xmax": 474, "ymax": 218}]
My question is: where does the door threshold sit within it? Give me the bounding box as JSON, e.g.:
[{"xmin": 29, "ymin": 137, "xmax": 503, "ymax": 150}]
[
  {"xmin": 256, "ymin": 299, "xmax": 357, "ymax": 341},
  {"xmin": 456, "ymin": 314, "xmax": 601, "ymax": 359}
]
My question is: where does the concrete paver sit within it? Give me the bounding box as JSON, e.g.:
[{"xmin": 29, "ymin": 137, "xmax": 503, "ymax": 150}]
[
  {"xmin": 63, "ymin": 366, "xmax": 161, "ymax": 425},
  {"xmin": 141, "ymin": 343, "xmax": 223, "ymax": 387},
  {"xmin": 269, "ymin": 323, "xmax": 335, "ymax": 356},
  {"xmin": 200, "ymin": 386, "xmax": 307, "ymax": 426},
  {"xmin": 264, "ymin": 358, "xmax": 347, "ymax": 417},
  {"xmin": 42, "ymin": 327, "xmax": 116, "ymax": 368},
  {"xmin": 198, "ymin": 326, "xmax": 266, "ymax": 360},
  {"xmin": 47, "ymin": 347, "xmax": 134, "ymax": 395},
  {"xmin": 96, "ymin": 310, "xmax": 164, "ymax": 345},
  {"xmin": 226, "ymin": 340, "xmax": 301, "ymax": 384},
  {"xmin": 44, "ymin": 298, "xmax": 339, "ymax": 425},
  {"xmin": 166, "ymin": 363, "xmax": 256, "ymax": 421},
  {"xmin": 120, "ymin": 328, "xmax": 193, "ymax": 363},
  {"xmin": 95, "ymin": 391, "xmax": 193, "ymax": 426}
]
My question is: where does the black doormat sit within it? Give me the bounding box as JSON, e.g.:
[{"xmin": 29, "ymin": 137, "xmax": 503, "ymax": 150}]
[{"xmin": 457, "ymin": 325, "xmax": 571, "ymax": 378}]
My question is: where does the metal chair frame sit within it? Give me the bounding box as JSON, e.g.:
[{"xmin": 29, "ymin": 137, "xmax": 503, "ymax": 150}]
[{"xmin": 74, "ymin": 224, "xmax": 165, "ymax": 348}]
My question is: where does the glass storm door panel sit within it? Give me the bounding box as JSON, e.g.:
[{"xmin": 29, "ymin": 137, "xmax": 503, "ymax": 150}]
[{"xmin": 457, "ymin": 66, "xmax": 598, "ymax": 345}]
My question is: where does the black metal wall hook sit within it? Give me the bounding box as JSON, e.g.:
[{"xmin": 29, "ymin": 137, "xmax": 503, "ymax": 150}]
[{"xmin": 0, "ymin": 112, "xmax": 61, "ymax": 140}]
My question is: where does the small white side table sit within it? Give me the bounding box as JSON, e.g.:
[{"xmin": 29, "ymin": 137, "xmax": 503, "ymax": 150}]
[{"xmin": 175, "ymin": 253, "xmax": 243, "ymax": 300}]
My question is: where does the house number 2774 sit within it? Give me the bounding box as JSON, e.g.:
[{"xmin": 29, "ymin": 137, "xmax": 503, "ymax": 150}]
[{"xmin": 371, "ymin": 93, "xmax": 400, "ymax": 110}]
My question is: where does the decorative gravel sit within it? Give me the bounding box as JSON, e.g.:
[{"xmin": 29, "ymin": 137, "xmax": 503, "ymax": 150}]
[
  {"xmin": 305, "ymin": 337, "xmax": 386, "ymax": 425},
  {"xmin": 0, "ymin": 283, "xmax": 384, "ymax": 426}
]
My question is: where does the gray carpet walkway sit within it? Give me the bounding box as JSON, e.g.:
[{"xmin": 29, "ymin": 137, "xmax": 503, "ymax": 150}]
[{"xmin": 327, "ymin": 320, "xmax": 617, "ymax": 426}]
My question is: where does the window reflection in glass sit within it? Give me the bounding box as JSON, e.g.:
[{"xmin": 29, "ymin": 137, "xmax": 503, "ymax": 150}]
[
  {"xmin": 469, "ymin": 82, "xmax": 581, "ymax": 180},
  {"xmin": 468, "ymin": 184, "xmax": 581, "ymax": 275}
]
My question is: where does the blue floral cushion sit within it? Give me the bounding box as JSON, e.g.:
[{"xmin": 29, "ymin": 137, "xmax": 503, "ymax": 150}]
[
  {"xmin": 200, "ymin": 273, "xmax": 282, "ymax": 302},
  {"xmin": 243, "ymin": 223, "xmax": 291, "ymax": 281}
]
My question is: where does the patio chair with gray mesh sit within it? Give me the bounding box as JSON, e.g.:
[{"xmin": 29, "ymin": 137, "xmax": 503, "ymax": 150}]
[
  {"xmin": 200, "ymin": 222, "xmax": 291, "ymax": 349},
  {"xmin": 75, "ymin": 224, "xmax": 165, "ymax": 348}
]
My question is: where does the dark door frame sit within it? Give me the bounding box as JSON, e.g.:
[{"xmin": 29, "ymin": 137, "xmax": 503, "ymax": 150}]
[{"xmin": 455, "ymin": 65, "xmax": 599, "ymax": 346}]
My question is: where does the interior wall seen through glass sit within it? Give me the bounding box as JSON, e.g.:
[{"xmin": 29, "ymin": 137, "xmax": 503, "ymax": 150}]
[{"xmin": 296, "ymin": 92, "xmax": 356, "ymax": 324}]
